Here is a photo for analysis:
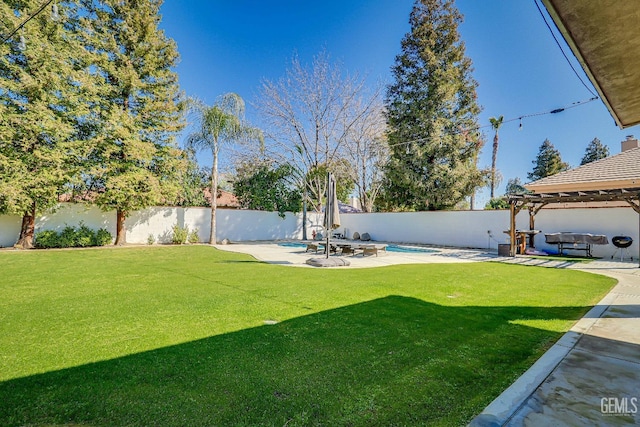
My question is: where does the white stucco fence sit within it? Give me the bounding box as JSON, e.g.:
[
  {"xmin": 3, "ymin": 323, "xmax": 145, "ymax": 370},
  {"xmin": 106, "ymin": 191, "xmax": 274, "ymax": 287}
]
[
  {"xmin": 338, "ymin": 207, "xmax": 639, "ymax": 258},
  {"xmin": 0, "ymin": 203, "xmax": 638, "ymax": 259}
]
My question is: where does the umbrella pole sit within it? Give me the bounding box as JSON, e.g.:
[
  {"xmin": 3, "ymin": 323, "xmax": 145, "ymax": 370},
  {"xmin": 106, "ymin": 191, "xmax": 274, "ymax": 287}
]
[{"xmin": 326, "ymin": 172, "xmax": 331, "ymax": 259}]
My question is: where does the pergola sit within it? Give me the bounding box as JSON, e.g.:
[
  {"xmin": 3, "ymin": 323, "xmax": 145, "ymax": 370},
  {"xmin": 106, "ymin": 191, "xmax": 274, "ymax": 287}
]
[
  {"xmin": 506, "ymin": 143, "xmax": 640, "ymax": 265},
  {"xmin": 506, "ymin": 2, "xmax": 640, "ymax": 265},
  {"xmin": 506, "ymin": 188, "xmax": 640, "ymax": 259}
]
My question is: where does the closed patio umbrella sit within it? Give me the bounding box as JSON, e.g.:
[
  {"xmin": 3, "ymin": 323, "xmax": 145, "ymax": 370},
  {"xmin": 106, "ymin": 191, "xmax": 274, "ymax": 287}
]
[{"xmin": 323, "ymin": 172, "xmax": 341, "ymax": 259}]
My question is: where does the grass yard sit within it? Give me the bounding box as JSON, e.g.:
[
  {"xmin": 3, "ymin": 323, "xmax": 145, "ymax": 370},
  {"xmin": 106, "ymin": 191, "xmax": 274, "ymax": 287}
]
[{"xmin": 0, "ymin": 245, "xmax": 615, "ymax": 426}]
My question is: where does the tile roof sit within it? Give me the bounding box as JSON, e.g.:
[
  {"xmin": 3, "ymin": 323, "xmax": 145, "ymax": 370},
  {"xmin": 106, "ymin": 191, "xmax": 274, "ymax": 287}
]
[
  {"xmin": 526, "ymin": 146, "xmax": 640, "ymax": 192},
  {"xmin": 203, "ymin": 189, "xmax": 240, "ymax": 208}
]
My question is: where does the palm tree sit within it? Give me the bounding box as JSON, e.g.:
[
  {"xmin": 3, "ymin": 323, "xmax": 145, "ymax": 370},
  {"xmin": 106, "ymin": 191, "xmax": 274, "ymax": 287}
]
[
  {"xmin": 489, "ymin": 115, "xmax": 504, "ymax": 199},
  {"xmin": 186, "ymin": 94, "xmax": 262, "ymax": 244}
]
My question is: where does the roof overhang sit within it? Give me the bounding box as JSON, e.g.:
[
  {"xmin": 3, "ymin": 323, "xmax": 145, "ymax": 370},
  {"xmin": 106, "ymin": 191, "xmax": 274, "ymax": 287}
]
[
  {"xmin": 508, "ymin": 187, "xmax": 640, "ymax": 207},
  {"xmin": 526, "ymin": 178, "xmax": 640, "ymax": 194},
  {"xmin": 541, "ymin": 0, "xmax": 640, "ymax": 128}
]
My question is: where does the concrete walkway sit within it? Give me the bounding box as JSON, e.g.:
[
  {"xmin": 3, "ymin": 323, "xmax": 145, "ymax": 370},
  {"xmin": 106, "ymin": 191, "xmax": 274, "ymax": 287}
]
[
  {"xmin": 217, "ymin": 242, "xmax": 640, "ymax": 426},
  {"xmin": 471, "ymin": 259, "xmax": 640, "ymax": 427}
]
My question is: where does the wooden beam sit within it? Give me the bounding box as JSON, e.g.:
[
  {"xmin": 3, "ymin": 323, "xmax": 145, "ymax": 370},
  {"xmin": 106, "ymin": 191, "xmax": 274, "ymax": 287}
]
[{"xmin": 509, "ymin": 201, "xmax": 517, "ymax": 257}]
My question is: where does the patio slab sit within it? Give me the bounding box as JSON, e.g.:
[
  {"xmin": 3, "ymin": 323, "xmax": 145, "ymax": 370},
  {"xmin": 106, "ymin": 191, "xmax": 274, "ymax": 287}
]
[{"xmin": 214, "ymin": 241, "xmax": 496, "ymax": 268}]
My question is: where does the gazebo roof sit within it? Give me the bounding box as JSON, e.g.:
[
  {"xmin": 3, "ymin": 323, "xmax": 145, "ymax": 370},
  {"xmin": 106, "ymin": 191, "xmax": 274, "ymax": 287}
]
[{"xmin": 525, "ymin": 146, "xmax": 640, "ymax": 193}]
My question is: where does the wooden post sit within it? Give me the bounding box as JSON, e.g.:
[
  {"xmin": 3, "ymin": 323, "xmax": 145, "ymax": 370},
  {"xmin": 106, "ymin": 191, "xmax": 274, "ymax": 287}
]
[
  {"xmin": 625, "ymin": 196, "xmax": 640, "ymax": 268},
  {"xmin": 509, "ymin": 200, "xmax": 517, "ymax": 257},
  {"xmin": 528, "ymin": 207, "xmax": 537, "ymax": 249}
]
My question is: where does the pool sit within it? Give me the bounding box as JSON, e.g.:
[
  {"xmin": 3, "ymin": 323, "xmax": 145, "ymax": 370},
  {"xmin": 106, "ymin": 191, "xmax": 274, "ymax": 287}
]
[
  {"xmin": 278, "ymin": 242, "xmax": 308, "ymax": 248},
  {"xmin": 386, "ymin": 244, "xmax": 439, "ymax": 254},
  {"xmin": 277, "ymin": 242, "xmax": 439, "ymax": 254}
]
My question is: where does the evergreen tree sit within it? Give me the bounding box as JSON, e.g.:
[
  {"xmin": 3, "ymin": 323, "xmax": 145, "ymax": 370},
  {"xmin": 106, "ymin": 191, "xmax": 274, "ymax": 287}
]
[
  {"xmin": 0, "ymin": 1, "xmax": 91, "ymax": 248},
  {"xmin": 505, "ymin": 177, "xmax": 529, "ymax": 195},
  {"xmin": 173, "ymin": 148, "xmax": 209, "ymax": 207},
  {"xmin": 233, "ymin": 161, "xmax": 302, "ymax": 218},
  {"xmin": 80, "ymin": 0, "xmax": 185, "ymax": 245},
  {"xmin": 527, "ymin": 139, "xmax": 569, "ymax": 181},
  {"xmin": 383, "ymin": 0, "xmax": 484, "ymax": 211},
  {"xmin": 580, "ymin": 137, "xmax": 609, "ymax": 165}
]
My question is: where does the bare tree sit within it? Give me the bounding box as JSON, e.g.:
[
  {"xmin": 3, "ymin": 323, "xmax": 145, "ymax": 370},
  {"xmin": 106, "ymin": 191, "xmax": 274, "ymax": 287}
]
[
  {"xmin": 341, "ymin": 92, "xmax": 388, "ymax": 212},
  {"xmin": 255, "ymin": 50, "xmax": 385, "ymax": 212}
]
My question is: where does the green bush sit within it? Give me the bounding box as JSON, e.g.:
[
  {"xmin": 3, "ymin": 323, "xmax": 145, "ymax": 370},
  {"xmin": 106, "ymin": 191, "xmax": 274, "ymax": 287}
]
[
  {"xmin": 93, "ymin": 228, "xmax": 113, "ymax": 246},
  {"xmin": 171, "ymin": 224, "xmax": 188, "ymax": 245},
  {"xmin": 188, "ymin": 228, "xmax": 199, "ymax": 244},
  {"xmin": 147, "ymin": 234, "xmax": 156, "ymax": 245},
  {"xmin": 34, "ymin": 230, "xmax": 60, "ymax": 249},
  {"xmin": 33, "ymin": 225, "xmax": 113, "ymax": 249},
  {"xmin": 58, "ymin": 226, "xmax": 78, "ymax": 248},
  {"xmin": 75, "ymin": 223, "xmax": 95, "ymax": 247}
]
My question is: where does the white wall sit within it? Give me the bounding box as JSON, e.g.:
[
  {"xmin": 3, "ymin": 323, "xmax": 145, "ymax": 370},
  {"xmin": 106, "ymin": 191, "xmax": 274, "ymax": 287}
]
[
  {"xmin": 337, "ymin": 207, "xmax": 639, "ymax": 258},
  {"xmin": 532, "ymin": 207, "xmax": 639, "ymax": 258},
  {"xmin": 338, "ymin": 210, "xmax": 511, "ymax": 249},
  {"xmin": 0, "ymin": 203, "xmax": 638, "ymax": 260},
  {"xmin": 0, "ymin": 204, "xmax": 323, "ymax": 247}
]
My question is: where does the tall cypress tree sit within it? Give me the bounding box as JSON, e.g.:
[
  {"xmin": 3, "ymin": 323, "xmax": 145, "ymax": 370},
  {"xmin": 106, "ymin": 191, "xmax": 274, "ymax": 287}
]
[
  {"xmin": 580, "ymin": 137, "xmax": 609, "ymax": 165},
  {"xmin": 0, "ymin": 1, "xmax": 91, "ymax": 248},
  {"xmin": 80, "ymin": 0, "xmax": 184, "ymax": 245},
  {"xmin": 383, "ymin": 0, "xmax": 484, "ymax": 211},
  {"xmin": 528, "ymin": 139, "xmax": 569, "ymax": 181}
]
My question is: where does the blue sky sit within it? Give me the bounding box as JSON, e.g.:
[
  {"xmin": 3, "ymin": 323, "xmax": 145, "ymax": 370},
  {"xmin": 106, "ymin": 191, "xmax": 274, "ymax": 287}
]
[{"xmin": 159, "ymin": 0, "xmax": 640, "ymax": 208}]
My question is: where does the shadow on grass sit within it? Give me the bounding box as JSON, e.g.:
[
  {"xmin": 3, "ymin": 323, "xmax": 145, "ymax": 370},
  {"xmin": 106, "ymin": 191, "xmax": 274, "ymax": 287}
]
[{"xmin": 0, "ymin": 296, "xmax": 603, "ymax": 427}]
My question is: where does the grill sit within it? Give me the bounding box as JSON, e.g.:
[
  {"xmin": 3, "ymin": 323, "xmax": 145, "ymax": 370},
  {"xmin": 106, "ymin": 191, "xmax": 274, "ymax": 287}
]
[
  {"xmin": 611, "ymin": 235, "xmax": 633, "ymax": 261},
  {"xmin": 612, "ymin": 236, "xmax": 633, "ymax": 248}
]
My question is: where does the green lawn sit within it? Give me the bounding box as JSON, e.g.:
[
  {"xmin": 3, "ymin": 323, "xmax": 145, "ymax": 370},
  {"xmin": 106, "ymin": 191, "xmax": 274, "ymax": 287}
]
[{"xmin": 0, "ymin": 245, "xmax": 615, "ymax": 426}]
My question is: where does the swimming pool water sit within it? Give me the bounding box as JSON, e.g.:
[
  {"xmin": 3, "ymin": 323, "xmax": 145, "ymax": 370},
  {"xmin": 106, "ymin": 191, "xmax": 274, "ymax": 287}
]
[
  {"xmin": 277, "ymin": 242, "xmax": 439, "ymax": 254},
  {"xmin": 386, "ymin": 244, "xmax": 439, "ymax": 254}
]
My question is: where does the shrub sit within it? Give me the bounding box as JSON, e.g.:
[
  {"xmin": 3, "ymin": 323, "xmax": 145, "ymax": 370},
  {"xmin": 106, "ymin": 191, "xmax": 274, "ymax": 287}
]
[
  {"xmin": 147, "ymin": 234, "xmax": 156, "ymax": 245},
  {"xmin": 75, "ymin": 222, "xmax": 95, "ymax": 247},
  {"xmin": 188, "ymin": 228, "xmax": 199, "ymax": 244},
  {"xmin": 34, "ymin": 230, "xmax": 60, "ymax": 249},
  {"xmin": 34, "ymin": 226, "xmax": 112, "ymax": 249},
  {"xmin": 93, "ymin": 228, "xmax": 113, "ymax": 246},
  {"xmin": 58, "ymin": 225, "xmax": 78, "ymax": 248},
  {"xmin": 171, "ymin": 224, "xmax": 188, "ymax": 245},
  {"xmin": 485, "ymin": 197, "xmax": 510, "ymax": 210}
]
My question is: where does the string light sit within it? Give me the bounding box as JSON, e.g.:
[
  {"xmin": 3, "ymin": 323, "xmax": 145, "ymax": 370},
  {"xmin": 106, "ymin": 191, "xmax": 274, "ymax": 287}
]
[{"xmin": 387, "ymin": 96, "xmax": 598, "ymax": 150}]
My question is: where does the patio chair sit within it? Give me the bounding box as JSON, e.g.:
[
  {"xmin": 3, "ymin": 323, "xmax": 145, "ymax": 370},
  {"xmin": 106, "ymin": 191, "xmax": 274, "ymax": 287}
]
[
  {"xmin": 362, "ymin": 244, "xmax": 387, "ymax": 257},
  {"xmin": 360, "ymin": 232, "xmax": 371, "ymax": 241},
  {"xmin": 340, "ymin": 245, "xmax": 355, "ymax": 256},
  {"xmin": 306, "ymin": 242, "xmax": 320, "ymax": 253},
  {"xmin": 352, "ymin": 232, "xmax": 360, "ymax": 240}
]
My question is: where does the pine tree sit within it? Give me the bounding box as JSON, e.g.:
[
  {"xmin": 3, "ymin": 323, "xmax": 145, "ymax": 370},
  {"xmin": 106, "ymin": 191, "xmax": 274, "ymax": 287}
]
[
  {"xmin": 580, "ymin": 137, "xmax": 609, "ymax": 165},
  {"xmin": 80, "ymin": 0, "xmax": 185, "ymax": 245},
  {"xmin": 505, "ymin": 177, "xmax": 529, "ymax": 195},
  {"xmin": 0, "ymin": 1, "xmax": 92, "ymax": 248},
  {"xmin": 527, "ymin": 139, "xmax": 569, "ymax": 181},
  {"xmin": 383, "ymin": 0, "xmax": 484, "ymax": 211}
]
